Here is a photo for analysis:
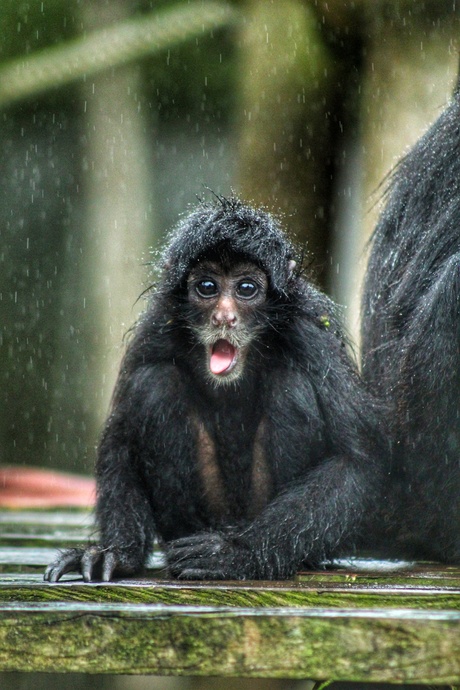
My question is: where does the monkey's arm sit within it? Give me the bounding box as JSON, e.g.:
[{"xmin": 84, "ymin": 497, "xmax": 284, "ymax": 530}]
[
  {"xmin": 165, "ymin": 455, "xmax": 372, "ymax": 580},
  {"xmin": 44, "ymin": 439, "xmax": 156, "ymax": 583},
  {"xmin": 167, "ymin": 359, "xmax": 382, "ymax": 579},
  {"xmin": 45, "ymin": 366, "xmax": 164, "ymax": 583}
]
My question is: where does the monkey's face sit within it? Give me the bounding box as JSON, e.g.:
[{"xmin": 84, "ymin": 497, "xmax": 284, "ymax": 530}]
[{"xmin": 186, "ymin": 260, "xmax": 268, "ymax": 384}]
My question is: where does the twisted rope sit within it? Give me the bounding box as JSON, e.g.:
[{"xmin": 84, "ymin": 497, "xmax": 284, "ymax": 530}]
[{"xmin": 0, "ymin": 1, "xmax": 237, "ymax": 107}]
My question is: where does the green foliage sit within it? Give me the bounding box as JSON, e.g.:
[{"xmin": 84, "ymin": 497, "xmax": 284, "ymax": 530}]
[
  {"xmin": 145, "ymin": 24, "xmax": 236, "ymax": 126},
  {"xmin": 0, "ymin": 0, "xmax": 237, "ymax": 121},
  {"xmin": 0, "ymin": 0, "xmax": 79, "ymax": 59}
]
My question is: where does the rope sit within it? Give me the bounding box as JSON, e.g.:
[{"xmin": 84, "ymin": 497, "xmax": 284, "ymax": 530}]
[{"xmin": 0, "ymin": 1, "xmax": 237, "ymax": 107}]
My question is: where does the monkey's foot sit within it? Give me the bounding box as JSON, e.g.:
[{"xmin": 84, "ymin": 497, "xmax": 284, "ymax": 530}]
[
  {"xmin": 165, "ymin": 532, "xmax": 256, "ymax": 580},
  {"xmin": 44, "ymin": 545, "xmax": 142, "ymax": 583}
]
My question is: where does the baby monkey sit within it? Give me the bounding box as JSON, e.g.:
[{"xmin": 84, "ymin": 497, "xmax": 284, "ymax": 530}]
[{"xmin": 45, "ymin": 197, "xmax": 384, "ymax": 582}]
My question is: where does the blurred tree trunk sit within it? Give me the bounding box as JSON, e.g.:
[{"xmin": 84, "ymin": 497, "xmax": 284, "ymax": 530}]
[
  {"xmin": 0, "ymin": 2, "xmax": 83, "ymax": 471},
  {"xmin": 348, "ymin": 11, "xmax": 458, "ymax": 341},
  {"xmin": 78, "ymin": 0, "xmax": 154, "ymax": 440},
  {"xmin": 234, "ymin": 0, "xmax": 338, "ymax": 284}
]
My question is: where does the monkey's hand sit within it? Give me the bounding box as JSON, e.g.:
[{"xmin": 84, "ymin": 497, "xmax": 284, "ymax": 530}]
[
  {"xmin": 165, "ymin": 531, "xmax": 257, "ymax": 580},
  {"xmin": 44, "ymin": 545, "xmax": 143, "ymax": 583}
]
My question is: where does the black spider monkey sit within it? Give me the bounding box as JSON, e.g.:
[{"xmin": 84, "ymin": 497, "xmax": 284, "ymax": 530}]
[
  {"xmin": 361, "ymin": 81, "xmax": 460, "ymax": 563},
  {"xmin": 45, "ymin": 196, "xmax": 385, "ymax": 582}
]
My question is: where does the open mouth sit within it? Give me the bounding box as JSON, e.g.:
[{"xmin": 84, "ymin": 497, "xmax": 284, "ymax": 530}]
[{"xmin": 209, "ymin": 339, "xmax": 238, "ymax": 375}]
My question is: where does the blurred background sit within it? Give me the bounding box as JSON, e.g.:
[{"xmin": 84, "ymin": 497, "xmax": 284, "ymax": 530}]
[
  {"xmin": 0, "ymin": 2, "xmax": 459, "ymax": 689},
  {"xmin": 0, "ymin": 0, "xmax": 458, "ymax": 475}
]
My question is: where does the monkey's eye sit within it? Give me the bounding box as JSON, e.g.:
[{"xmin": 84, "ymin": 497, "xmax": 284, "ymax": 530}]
[
  {"xmin": 196, "ymin": 279, "xmax": 218, "ymax": 298},
  {"xmin": 236, "ymin": 280, "xmax": 259, "ymax": 299}
]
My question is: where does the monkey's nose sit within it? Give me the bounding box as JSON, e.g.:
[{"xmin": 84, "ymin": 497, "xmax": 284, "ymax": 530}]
[
  {"xmin": 212, "ymin": 296, "xmax": 237, "ymax": 327},
  {"xmin": 212, "ymin": 310, "xmax": 237, "ymax": 327}
]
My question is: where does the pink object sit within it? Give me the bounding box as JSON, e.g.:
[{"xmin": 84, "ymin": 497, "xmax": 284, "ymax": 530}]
[
  {"xmin": 210, "ymin": 339, "xmax": 236, "ymax": 374},
  {"xmin": 0, "ymin": 466, "xmax": 95, "ymax": 508}
]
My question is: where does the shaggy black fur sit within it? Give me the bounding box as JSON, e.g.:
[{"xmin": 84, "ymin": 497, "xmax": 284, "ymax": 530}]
[
  {"xmin": 45, "ymin": 197, "xmax": 385, "ymax": 582},
  {"xmin": 361, "ymin": 88, "xmax": 460, "ymax": 563}
]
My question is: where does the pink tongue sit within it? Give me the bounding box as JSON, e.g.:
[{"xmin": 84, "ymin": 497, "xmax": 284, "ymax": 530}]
[{"xmin": 210, "ymin": 340, "xmax": 236, "ymax": 375}]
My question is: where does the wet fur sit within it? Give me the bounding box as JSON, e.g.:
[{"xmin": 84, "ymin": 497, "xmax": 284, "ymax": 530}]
[
  {"xmin": 361, "ymin": 87, "xmax": 460, "ymax": 562},
  {"xmin": 46, "ymin": 197, "xmax": 386, "ymax": 582}
]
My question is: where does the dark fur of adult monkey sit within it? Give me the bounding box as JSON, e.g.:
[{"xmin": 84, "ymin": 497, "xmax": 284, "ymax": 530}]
[
  {"xmin": 361, "ymin": 84, "xmax": 460, "ymax": 563},
  {"xmin": 46, "ymin": 196, "xmax": 385, "ymax": 582}
]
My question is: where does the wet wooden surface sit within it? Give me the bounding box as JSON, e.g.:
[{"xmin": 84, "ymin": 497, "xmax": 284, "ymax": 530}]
[{"xmin": 0, "ymin": 509, "xmax": 459, "ymax": 684}]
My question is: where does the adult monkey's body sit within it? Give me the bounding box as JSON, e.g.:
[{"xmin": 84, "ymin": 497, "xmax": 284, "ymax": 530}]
[
  {"xmin": 46, "ymin": 197, "xmax": 385, "ymax": 582},
  {"xmin": 361, "ymin": 86, "xmax": 460, "ymax": 563}
]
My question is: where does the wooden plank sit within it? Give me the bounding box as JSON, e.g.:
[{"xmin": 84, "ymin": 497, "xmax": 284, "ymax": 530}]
[
  {"xmin": 0, "ymin": 569, "xmax": 457, "ymax": 681},
  {"xmin": 0, "ymin": 509, "xmax": 459, "ymax": 683},
  {"xmin": 0, "ymin": 510, "xmax": 94, "ymax": 547},
  {"xmin": 0, "ymin": 601, "xmax": 458, "ymax": 682},
  {"xmin": 0, "ymin": 572, "xmax": 460, "ymax": 610}
]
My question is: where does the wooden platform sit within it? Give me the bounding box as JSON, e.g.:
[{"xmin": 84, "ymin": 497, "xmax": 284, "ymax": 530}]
[{"xmin": 0, "ymin": 509, "xmax": 459, "ymax": 685}]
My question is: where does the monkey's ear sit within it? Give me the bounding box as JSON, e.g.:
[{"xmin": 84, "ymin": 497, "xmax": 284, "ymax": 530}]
[{"xmin": 288, "ymin": 260, "xmax": 297, "ymax": 277}]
